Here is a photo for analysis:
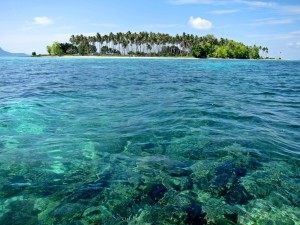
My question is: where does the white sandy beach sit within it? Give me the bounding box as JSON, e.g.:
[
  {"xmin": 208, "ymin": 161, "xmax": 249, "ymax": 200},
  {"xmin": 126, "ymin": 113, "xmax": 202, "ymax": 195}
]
[{"xmin": 55, "ymin": 55, "xmax": 197, "ymax": 59}]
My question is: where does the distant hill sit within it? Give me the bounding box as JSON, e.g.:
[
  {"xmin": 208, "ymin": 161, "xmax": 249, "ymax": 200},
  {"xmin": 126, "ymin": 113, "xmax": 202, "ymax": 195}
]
[{"xmin": 0, "ymin": 47, "xmax": 28, "ymax": 57}]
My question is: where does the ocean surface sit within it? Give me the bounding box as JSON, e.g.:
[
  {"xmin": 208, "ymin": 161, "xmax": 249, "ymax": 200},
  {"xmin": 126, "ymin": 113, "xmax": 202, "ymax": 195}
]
[{"xmin": 0, "ymin": 57, "xmax": 299, "ymax": 224}]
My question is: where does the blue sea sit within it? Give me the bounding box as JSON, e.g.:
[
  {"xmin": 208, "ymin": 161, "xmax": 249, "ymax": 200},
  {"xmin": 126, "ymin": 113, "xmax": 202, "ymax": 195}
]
[{"xmin": 0, "ymin": 57, "xmax": 299, "ymax": 224}]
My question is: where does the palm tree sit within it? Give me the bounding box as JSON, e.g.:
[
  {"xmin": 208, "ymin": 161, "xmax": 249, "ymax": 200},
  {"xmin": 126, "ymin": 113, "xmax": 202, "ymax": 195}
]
[
  {"xmin": 109, "ymin": 32, "xmax": 115, "ymax": 50},
  {"xmin": 121, "ymin": 39, "xmax": 129, "ymax": 55},
  {"xmin": 103, "ymin": 35, "xmax": 109, "ymax": 50},
  {"xmin": 96, "ymin": 33, "xmax": 103, "ymax": 54},
  {"xmin": 116, "ymin": 32, "xmax": 123, "ymax": 52},
  {"xmin": 65, "ymin": 31, "xmax": 265, "ymax": 58},
  {"xmin": 181, "ymin": 32, "xmax": 190, "ymax": 56},
  {"xmin": 69, "ymin": 35, "xmax": 76, "ymax": 46}
]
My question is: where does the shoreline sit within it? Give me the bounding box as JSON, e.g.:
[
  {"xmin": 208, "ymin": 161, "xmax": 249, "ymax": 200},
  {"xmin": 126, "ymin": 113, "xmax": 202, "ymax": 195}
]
[
  {"xmin": 40, "ymin": 55, "xmax": 196, "ymax": 59},
  {"xmin": 35, "ymin": 55, "xmax": 284, "ymax": 60}
]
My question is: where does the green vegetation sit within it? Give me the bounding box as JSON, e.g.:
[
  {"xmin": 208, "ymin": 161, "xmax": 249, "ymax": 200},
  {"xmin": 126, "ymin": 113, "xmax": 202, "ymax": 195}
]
[
  {"xmin": 46, "ymin": 42, "xmax": 63, "ymax": 56},
  {"xmin": 192, "ymin": 38, "xmax": 263, "ymax": 59},
  {"xmin": 46, "ymin": 32, "xmax": 268, "ymax": 59}
]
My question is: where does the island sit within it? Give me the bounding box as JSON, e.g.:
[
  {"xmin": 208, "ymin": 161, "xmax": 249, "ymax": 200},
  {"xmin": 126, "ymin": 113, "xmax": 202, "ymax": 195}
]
[
  {"xmin": 0, "ymin": 47, "xmax": 28, "ymax": 57},
  {"xmin": 43, "ymin": 32, "xmax": 269, "ymax": 59}
]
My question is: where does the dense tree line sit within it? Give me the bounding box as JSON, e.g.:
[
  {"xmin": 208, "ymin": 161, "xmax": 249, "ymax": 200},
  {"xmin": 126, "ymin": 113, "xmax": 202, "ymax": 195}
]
[{"xmin": 46, "ymin": 32, "xmax": 268, "ymax": 59}]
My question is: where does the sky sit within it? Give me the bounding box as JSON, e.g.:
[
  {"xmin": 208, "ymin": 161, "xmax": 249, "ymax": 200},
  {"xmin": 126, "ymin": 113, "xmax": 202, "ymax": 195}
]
[{"xmin": 1, "ymin": 0, "xmax": 300, "ymax": 59}]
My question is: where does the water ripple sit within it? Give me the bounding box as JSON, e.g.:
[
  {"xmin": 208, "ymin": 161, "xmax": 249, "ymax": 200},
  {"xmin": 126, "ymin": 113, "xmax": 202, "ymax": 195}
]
[{"xmin": 0, "ymin": 58, "xmax": 299, "ymax": 224}]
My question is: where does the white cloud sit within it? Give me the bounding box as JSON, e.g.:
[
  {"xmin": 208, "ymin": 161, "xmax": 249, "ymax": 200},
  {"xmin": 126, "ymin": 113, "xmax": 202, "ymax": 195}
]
[
  {"xmin": 170, "ymin": 0, "xmax": 213, "ymax": 4},
  {"xmin": 250, "ymin": 17, "xmax": 294, "ymax": 25},
  {"xmin": 169, "ymin": 0, "xmax": 300, "ymax": 15},
  {"xmin": 280, "ymin": 6, "xmax": 300, "ymax": 14},
  {"xmin": 169, "ymin": 0, "xmax": 276, "ymax": 6},
  {"xmin": 169, "ymin": 0, "xmax": 284, "ymax": 10},
  {"xmin": 236, "ymin": 0, "xmax": 277, "ymax": 7},
  {"xmin": 274, "ymin": 30, "xmax": 300, "ymax": 39},
  {"xmin": 188, "ymin": 16, "xmax": 212, "ymax": 30},
  {"xmin": 169, "ymin": 0, "xmax": 229, "ymax": 5},
  {"xmin": 287, "ymin": 41, "xmax": 300, "ymax": 47},
  {"xmin": 210, "ymin": 9, "xmax": 239, "ymax": 14},
  {"xmin": 32, "ymin": 16, "xmax": 53, "ymax": 26}
]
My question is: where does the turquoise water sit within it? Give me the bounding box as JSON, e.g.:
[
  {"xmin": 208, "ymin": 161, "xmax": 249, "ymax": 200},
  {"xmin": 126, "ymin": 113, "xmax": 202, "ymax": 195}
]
[{"xmin": 0, "ymin": 57, "xmax": 299, "ymax": 224}]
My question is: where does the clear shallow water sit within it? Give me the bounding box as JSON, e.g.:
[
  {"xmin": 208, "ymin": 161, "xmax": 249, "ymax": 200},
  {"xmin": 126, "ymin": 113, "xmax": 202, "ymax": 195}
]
[{"xmin": 0, "ymin": 57, "xmax": 299, "ymax": 224}]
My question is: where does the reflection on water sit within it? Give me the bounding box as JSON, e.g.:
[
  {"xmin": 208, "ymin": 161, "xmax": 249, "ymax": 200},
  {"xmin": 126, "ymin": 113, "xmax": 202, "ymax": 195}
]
[{"xmin": 0, "ymin": 58, "xmax": 299, "ymax": 224}]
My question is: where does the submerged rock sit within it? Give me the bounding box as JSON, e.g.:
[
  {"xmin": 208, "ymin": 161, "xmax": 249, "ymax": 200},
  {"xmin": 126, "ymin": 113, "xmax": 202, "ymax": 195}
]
[
  {"xmin": 63, "ymin": 174, "xmax": 110, "ymax": 204},
  {"xmin": 0, "ymin": 184, "xmax": 23, "ymax": 198},
  {"xmin": 209, "ymin": 172, "xmax": 253, "ymax": 205},
  {"xmin": 0, "ymin": 199, "xmax": 39, "ymax": 225},
  {"xmin": 224, "ymin": 182, "xmax": 253, "ymax": 205},
  {"xmin": 137, "ymin": 156, "xmax": 193, "ymax": 177},
  {"xmin": 49, "ymin": 203, "xmax": 83, "ymax": 219},
  {"xmin": 192, "ymin": 147, "xmax": 261, "ymax": 206},
  {"xmin": 183, "ymin": 202, "xmax": 207, "ymax": 225},
  {"xmin": 67, "ymin": 186, "xmax": 102, "ymax": 202},
  {"xmin": 224, "ymin": 213, "xmax": 238, "ymax": 224},
  {"xmin": 239, "ymin": 199, "xmax": 300, "ymax": 225},
  {"xmin": 141, "ymin": 142, "xmax": 155, "ymax": 151},
  {"xmin": 145, "ymin": 183, "xmax": 167, "ymax": 202}
]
